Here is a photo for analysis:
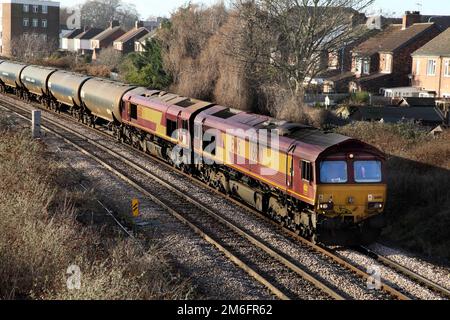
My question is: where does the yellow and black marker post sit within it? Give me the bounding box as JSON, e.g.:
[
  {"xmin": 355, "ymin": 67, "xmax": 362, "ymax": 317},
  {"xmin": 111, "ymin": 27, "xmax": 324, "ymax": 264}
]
[{"xmin": 132, "ymin": 198, "xmax": 140, "ymax": 218}]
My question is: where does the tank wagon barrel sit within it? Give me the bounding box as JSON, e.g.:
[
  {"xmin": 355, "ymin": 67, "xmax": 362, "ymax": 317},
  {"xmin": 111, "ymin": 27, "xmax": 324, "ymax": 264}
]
[
  {"xmin": 48, "ymin": 71, "xmax": 91, "ymax": 108},
  {"xmin": 80, "ymin": 78, "xmax": 146, "ymax": 123},
  {"xmin": 21, "ymin": 66, "xmax": 57, "ymax": 96},
  {"xmin": 0, "ymin": 61, "xmax": 28, "ymax": 89}
]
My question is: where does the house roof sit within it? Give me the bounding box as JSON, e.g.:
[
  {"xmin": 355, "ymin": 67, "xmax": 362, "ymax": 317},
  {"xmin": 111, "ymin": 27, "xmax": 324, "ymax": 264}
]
[
  {"xmin": 63, "ymin": 28, "xmax": 83, "ymax": 39},
  {"xmin": 114, "ymin": 27, "xmax": 149, "ymax": 44},
  {"xmin": 353, "ymin": 23, "xmax": 435, "ymax": 55},
  {"xmin": 357, "ymin": 106, "xmax": 444, "ymax": 123},
  {"xmin": 92, "ymin": 26, "xmax": 124, "ymax": 41},
  {"xmin": 412, "ymin": 27, "xmax": 450, "ymax": 57},
  {"xmin": 136, "ymin": 31, "xmax": 155, "ymax": 43},
  {"xmin": 398, "ymin": 97, "xmax": 436, "ymax": 107},
  {"xmin": 74, "ymin": 28, "xmax": 104, "ymax": 40}
]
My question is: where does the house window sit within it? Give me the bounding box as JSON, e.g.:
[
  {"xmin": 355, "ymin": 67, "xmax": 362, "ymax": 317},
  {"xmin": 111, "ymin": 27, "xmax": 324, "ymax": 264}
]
[
  {"xmin": 301, "ymin": 160, "xmax": 313, "ymax": 182},
  {"xmin": 363, "ymin": 60, "xmax": 370, "ymax": 74},
  {"xmin": 32, "ymin": 19, "xmax": 38, "ymax": 28},
  {"xmin": 415, "ymin": 60, "xmax": 420, "ymax": 76},
  {"xmin": 356, "ymin": 57, "xmax": 370, "ymax": 75},
  {"xmin": 42, "ymin": 5, "xmax": 48, "ymax": 14},
  {"xmin": 32, "ymin": 5, "xmax": 39, "ymax": 13},
  {"xmin": 427, "ymin": 59, "xmax": 437, "ymax": 76},
  {"xmin": 42, "ymin": 19, "xmax": 47, "ymax": 28},
  {"xmin": 23, "ymin": 4, "xmax": 29, "ymax": 12},
  {"xmin": 444, "ymin": 59, "xmax": 450, "ymax": 77},
  {"xmin": 23, "ymin": 18, "xmax": 29, "ymax": 27}
]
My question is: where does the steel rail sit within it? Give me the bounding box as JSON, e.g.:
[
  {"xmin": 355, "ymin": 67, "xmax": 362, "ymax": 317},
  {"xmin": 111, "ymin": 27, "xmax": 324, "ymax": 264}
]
[
  {"xmin": 359, "ymin": 245, "xmax": 450, "ymax": 299},
  {"xmin": 1, "ymin": 99, "xmax": 349, "ymax": 300}
]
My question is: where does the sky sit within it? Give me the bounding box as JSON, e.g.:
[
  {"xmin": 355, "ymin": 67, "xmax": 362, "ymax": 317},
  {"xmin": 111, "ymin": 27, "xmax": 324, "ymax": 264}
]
[{"xmin": 57, "ymin": 0, "xmax": 450, "ymax": 20}]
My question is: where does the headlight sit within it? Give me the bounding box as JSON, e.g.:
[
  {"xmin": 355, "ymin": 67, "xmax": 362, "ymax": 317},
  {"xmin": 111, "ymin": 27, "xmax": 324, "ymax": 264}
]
[
  {"xmin": 320, "ymin": 202, "xmax": 334, "ymax": 210},
  {"xmin": 368, "ymin": 202, "xmax": 384, "ymax": 210}
]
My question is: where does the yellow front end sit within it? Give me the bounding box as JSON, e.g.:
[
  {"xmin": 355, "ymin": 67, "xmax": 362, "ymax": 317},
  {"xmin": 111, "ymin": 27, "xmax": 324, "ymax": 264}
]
[{"xmin": 316, "ymin": 184, "xmax": 387, "ymax": 223}]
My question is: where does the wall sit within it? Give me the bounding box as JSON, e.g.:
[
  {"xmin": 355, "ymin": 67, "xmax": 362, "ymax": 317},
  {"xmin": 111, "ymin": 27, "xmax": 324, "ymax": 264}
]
[{"xmin": 412, "ymin": 56, "xmax": 450, "ymax": 97}]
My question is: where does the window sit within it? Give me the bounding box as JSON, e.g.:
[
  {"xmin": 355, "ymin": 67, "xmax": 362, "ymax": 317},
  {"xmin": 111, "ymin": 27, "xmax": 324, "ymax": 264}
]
[
  {"xmin": 42, "ymin": 5, "xmax": 48, "ymax": 14},
  {"xmin": 33, "ymin": 5, "xmax": 39, "ymax": 13},
  {"xmin": 427, "ymin": 59, "xmax": 436, "ymax": 76},
  {"xmin": 320, "ymin": 161, "xmax": 348, "ymax": 184},
  {"xmin": 130, "ymin": 104, "xmax": 138, "ymax": 120},
  {"xmin": 166, "ymin": 119, "xmax": 177, "ymax": 139},
  {"xmin": 415, "ymin": 60, "xmax": 420, "ymax": 76},
  {"xmin": 32, "ymin": 19, "xmax": 38, "ymax": 28},
  {"xmin": 23, "ymin": 18, "xmax": 29, "ymax": 27},
  {"xmin": 363, "ymin": 59, "xmax": 370, "ymax": 74},
  {"xmin": 444, "ymin": 59, "xmax": 450, "ymax": 77},
  {"xmin": 356, "ymin": 57, "xmax": 370, "ymax": 75},
  {"xmin": 301, "ymin": 160, "xmax": 313, "ymax": 182},
  {"xmin": 354, "ymin": 161, "xmax": 382, "ymax": 183},
  {"xmin": 23, "ymin": 4, "xmax": 29, "ymax": 12},
  {"xmin": 182, "ymin": 120, "xmax": 188, "ymax": 130},
  {"xmin": 42, "ymin": 19, "xmax": 47, "ymax": 28}
]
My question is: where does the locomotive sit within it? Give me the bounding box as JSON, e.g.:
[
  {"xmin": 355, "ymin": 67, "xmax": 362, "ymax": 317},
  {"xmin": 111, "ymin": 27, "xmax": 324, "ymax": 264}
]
[{"xmin": 0, "ymin": 60, "xmax": 387, "ymax": 245}]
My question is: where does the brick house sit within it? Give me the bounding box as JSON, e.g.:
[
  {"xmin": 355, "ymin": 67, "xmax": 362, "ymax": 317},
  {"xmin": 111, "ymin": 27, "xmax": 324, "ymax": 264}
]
[
  {"xmin": 113, "ymin": 21, "xmax": 149, "ymax": 54},
  {"xmin": 411, "ymin": 28, "xmax": 450, "ymax": 98},
  {"xmin": 0, "ymin": 0, "xmax": 60, "ymax": 57},
  {"xmin": 91, "ymin": 20, "xmax": 125, "ymax": 54},
  {"xmin": 325, "ymin": 12, "xmax": 443, "ymax": 94}
]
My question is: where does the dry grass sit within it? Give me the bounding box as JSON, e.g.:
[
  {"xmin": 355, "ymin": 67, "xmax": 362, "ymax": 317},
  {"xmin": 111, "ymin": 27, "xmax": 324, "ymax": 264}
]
[
  {"xmin": 0, "ymin": 124, "xmax": 194, "ymax": 300},
  {"xmin": 338, "ymin": 122, "xmax": 450, "ymax": 260}
]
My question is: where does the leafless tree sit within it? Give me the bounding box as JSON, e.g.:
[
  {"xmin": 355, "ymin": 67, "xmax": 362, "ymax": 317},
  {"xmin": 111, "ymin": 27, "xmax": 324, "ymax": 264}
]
[
  {"xmin": 10, "ymin": 34, "xmax": 59, "ymax": 63},
  {"xmin": 95, "ymin": 46, "xmax": 123, "ymax": 71},
  {"xmin": 232, "ymin": 0, "xmax": 373, "ymax": 96},
  {"xmin": 80, "ymin": 0, "xmax": 139, "ymax": 29}
]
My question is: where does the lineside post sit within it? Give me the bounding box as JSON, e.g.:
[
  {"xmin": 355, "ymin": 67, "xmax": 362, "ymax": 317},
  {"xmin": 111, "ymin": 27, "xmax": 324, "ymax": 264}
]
[{"xmin": 32, "ymin": 110, "xmax": 41, "ymax": 139}]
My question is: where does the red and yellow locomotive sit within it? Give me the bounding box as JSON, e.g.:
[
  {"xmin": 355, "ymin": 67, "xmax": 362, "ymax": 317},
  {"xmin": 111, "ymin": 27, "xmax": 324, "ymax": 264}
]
[{"xmin": 0, "ymin": 61, "xmax": 387, "ymax": 245}]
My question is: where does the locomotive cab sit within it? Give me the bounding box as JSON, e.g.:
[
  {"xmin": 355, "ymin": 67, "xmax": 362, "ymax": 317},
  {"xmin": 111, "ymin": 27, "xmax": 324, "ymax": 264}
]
[{"xmin": 314, "ymin": 142, "xmax": 387, "ymax": 245}]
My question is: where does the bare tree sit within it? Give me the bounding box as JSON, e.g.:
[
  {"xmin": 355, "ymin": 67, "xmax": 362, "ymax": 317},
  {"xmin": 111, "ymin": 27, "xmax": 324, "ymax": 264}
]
[
  {"xmin": 10, "ymin": 34, "xmax": 59, "ymax": 63},
  {"xmin": 233, "ymin": 0, "xmax": 373, "ymax": 96},
  {"xmin": 95, "ymin": 46, "xmax": 123, "ymax": 71},
  {"xmin": 80, "ymin": 0, "xmax": 139, "ymax": 29}
]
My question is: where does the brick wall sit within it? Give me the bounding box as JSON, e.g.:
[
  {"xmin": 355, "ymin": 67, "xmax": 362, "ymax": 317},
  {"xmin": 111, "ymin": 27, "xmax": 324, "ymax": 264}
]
[{"xmin": 412, "ymin": 56, "xmax": 450, "ymax": 97}]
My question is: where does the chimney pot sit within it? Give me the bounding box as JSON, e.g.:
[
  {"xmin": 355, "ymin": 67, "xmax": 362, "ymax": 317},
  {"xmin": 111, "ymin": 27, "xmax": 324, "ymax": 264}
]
[
  {"xmin": 135, "ymin": 20, "xmax": 144, "ymax": 29},
  {"xmin": 403, "ymin": 11, "xmax": 421, "ymax": 29}
]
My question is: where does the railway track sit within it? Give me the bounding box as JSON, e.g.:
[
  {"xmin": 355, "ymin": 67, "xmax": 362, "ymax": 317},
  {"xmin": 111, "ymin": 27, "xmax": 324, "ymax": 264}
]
[
  {"xmin": 0, "ymin": 94, "xmax": 414, "ymax": 300},
  {"xmin": 357, "ymin": 246, "xmax": 450, "ymax": 299},
  {"xmin": 1, "ymin": 98, "xmax": 343, "ymax": 300}
]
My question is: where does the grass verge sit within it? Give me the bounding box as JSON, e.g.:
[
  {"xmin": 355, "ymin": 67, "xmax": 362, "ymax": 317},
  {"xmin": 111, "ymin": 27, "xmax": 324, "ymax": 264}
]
[{"xmin": 0, "ymin": 119, "xmax": 194, "ymax": 300}]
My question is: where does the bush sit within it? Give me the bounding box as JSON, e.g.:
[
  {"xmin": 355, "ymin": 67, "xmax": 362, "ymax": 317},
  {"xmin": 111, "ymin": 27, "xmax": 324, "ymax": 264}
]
[
  {"xmin": 120, "ymin": 39, "xmax": 171, "ymax": 89},
  {"xmin": 350, "ymin": 91, "xmax": 370, "ymax": 105}
]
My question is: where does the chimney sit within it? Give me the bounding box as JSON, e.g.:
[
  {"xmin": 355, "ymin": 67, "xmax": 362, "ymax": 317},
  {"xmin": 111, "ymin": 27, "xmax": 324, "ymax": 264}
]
[
  {"xmin": 402, "ymin": 11, "xmax": 421, "ymax": 29},
  {"xmin": 135, "ymin": 20, "xmax": 144, "ymax": 29},
  {"xmin": 110, "ymin": 20, "xmax": 120, "ymax": 28}
]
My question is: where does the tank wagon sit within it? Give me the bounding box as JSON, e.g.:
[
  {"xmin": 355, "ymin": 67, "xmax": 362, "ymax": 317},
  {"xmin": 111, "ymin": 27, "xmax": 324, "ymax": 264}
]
[
  {"xmin": 0, "ymin": 60, "xmax": 388, "ymax": 245},
  {"xmin": 79, "ymin": 78, "xmax": 146, "ymax": 126},
  {"xmin": 48, "ymin": 71, "xmax": 92, "ymax": 115},
  {"xmin": 20, "ymin": 66, "xmax": 57, "ymax": 103},
  {"xmin": 0, "ymin": 61, "xmax": 27, "ymax": 96}
]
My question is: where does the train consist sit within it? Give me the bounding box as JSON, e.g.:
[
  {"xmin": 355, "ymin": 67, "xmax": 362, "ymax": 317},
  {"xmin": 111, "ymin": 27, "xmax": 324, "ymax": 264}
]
[{"xmin": 0, "ymin": 60, "xmax": 387, "ymax": 245}]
